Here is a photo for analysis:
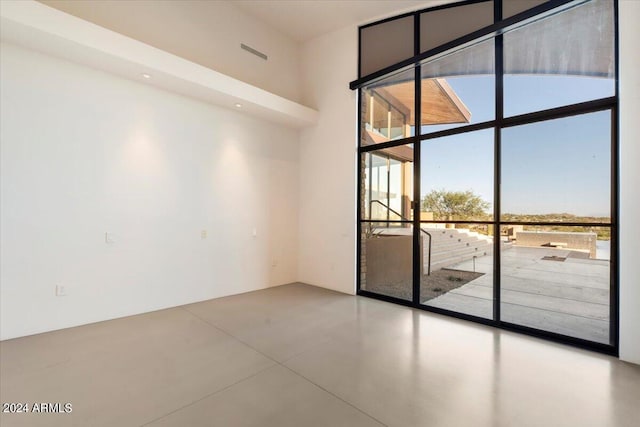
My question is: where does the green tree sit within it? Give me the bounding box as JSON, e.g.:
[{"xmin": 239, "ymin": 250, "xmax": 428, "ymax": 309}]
[{"xmin": 422, "ymin": 189, "xmax": 490, "ymax": 221}]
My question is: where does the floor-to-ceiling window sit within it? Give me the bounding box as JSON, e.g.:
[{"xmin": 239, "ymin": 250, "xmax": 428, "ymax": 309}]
[{"xmin": 353, "ymin": 0, "xmax": 618, "ymax": 354}]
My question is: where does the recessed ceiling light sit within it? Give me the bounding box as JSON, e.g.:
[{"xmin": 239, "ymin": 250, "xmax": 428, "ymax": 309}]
[
  {"xmin": 141, "ymin": 73, "xmax": 151, "ymax": 79},
  {"xmin": 234, "ymin": 103, "xmax": 243, "ymax": 109}
]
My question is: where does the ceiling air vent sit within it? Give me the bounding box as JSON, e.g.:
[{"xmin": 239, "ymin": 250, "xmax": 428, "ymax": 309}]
[{"xmin": 241, "ymin": 43, "xmax": 267, "ymax": 60}]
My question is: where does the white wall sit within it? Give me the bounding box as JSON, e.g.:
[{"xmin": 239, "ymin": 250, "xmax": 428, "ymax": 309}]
[
  {"xmin": 39, "ymin": 0, "xmax": 302, "ymax": 103},
  {"xmin": 618, "ymin": 0, "xmax": 640, "ymax": 365},
  {"xmin": 298, "ymin": 26, "xmax": 358, "ymax": 294},
  {"xmin": 0, "ymin": 43, "xmax": 299, "ymax": 340}
]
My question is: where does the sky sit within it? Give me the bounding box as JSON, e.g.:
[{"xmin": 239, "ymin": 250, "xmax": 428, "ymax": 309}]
[{"xmin": 419, "ymin": 74, "xmax": 614, "ymax": 218}]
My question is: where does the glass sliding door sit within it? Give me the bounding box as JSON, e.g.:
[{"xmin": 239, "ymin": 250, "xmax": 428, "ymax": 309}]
[
  {"xmin": 419, "ymin": 129, "xmax": 494, "ymax": 319},
  {"xmin": 500, "ymin": 111, "xmax": 613, "ymax": 344}
]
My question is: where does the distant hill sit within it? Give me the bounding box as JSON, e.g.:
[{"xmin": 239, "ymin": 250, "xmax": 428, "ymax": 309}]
[
  {"xmin": 501, "ymin": 213, "xmax": 611, "ymax": 240},
  {"xmin": 501, "ymin": 213, "xmax": 610, "ymax": 223}
]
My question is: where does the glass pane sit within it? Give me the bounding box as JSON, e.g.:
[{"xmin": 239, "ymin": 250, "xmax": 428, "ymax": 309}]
[
  {"xmin": 420, "ymin": 223, "xmax": 494, "ymax": 319},
  {"xmin": 361, "ymin": 68, "xmax": 415, "ymax": 146},
  {"xmin": 504, "ymin": 0, "xmax": 615, "ymax": 117},
  {"xmin": 420, "ymin": 1, "xmax": 493, "ymax": 52},
  {"xmin": 420, "ymin": 128, "xmax": 494, "ymax": 221},
  {"xmin": 360, "ymin": 222, "xmax": 414, "ymax": 301},
  {"xmin": 361, "ymin": 145, "xmax": 414, "ymax": 221},
  {"xmin": 420, "ymin": 38, "xmax": 494, "ymax": 134},
  {"xmin": 503, "ymin": 0, "xmax": 547, "ymax": 19},
  {"xmin": 501, "ymin": 225, "xmax": 611, "ymax": 344},
  {"xmin": 501, "ymin": 111, "xmax": 611, "ymax": 222},
  {"xmin": 360, "ymin": 15, "xmax": 414, "ymax": 77}
]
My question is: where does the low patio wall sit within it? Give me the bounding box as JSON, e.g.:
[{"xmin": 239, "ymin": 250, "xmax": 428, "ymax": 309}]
[
  {"xmin": 366, "ymin": 235, "xmax": 422, "ymax": 287},
  {"xmin": 515, "ymin": 231, "xmax": 597, "ymax": 258}
]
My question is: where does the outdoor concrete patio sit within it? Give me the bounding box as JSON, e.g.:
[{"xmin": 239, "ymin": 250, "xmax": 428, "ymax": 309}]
[{"xmin": 425, "ymin": 244, "xmax": 611, "ymax": 344}]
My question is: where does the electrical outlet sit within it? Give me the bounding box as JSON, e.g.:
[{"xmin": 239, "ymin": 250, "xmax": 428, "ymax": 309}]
[
  {"xmin": 55, "ymin": 285, "xmax": 67, "ymax": 297},
  {"xmin": 105, "ymin": 232, "xmax": 115, "ymax": 244},
  {"xmin": 201, "ymin": 230, "xmax": 207, "ymax": 239}
]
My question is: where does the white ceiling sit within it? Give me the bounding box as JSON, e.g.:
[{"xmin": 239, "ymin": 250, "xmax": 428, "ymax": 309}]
[{"xmin": 232, "ymin": 1, "xmax": 455, "ymax": 43}]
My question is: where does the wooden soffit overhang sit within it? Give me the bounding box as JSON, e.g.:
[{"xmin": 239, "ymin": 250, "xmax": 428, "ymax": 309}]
[{"xmin": 374, "ymin": 78, "xmax": 471, "ymax": 125}]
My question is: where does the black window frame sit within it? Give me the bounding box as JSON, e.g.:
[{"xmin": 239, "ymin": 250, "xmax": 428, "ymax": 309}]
[{"xmin": 353, "ymin": 0, "xmax": 619, "ymax": 356}]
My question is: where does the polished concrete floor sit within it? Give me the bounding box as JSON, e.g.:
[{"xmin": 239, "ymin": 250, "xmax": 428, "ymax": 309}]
[{"xmin": 1, "ymin": 283, "xmax": 638, "ymax": 427}]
